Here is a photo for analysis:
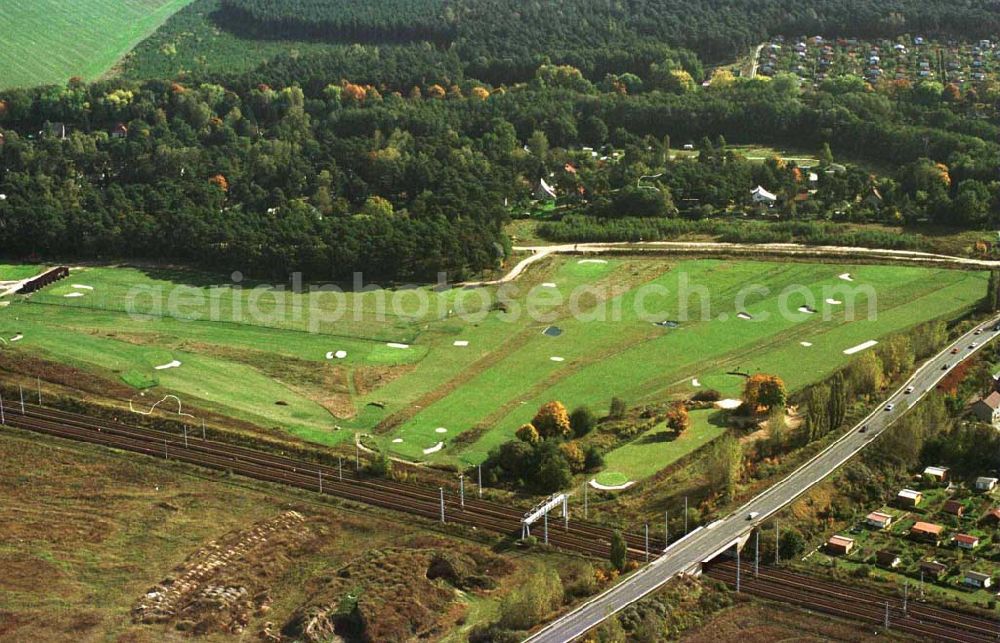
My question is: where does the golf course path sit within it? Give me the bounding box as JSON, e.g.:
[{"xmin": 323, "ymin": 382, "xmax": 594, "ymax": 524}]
[{"xmin": 485, "ymin": 241, "xmax": 1000, "ymax": 287}]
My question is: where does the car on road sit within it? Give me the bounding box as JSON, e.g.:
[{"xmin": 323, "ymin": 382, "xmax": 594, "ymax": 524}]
[
  {"xmin": 951, "ymin": 347, "xmax": 960, "ymax": 354},
  {"xmin": 942, "ymin": 363, "xmax": 950, "ymax": 370},
  {"xmin": 859, "ymin": 425, "xmax": 868, "ymax": 433},
  {"xmin": 975, "ymin": 329, "xmax": 982, "ymax": 336},
  {"xmin": 994, "ymin": 323, "xmax": 1000, "ymax": 331},
  {"xmin": 969, "ymin": 343, "xmax": 978, "ymax": 349},
  {"xmin": 905, "ymin": 386, "xmax": 915, "ymax": 394},
  {"xmin": 747, "ymin": 511, "xmax": 759, "ymax": 521},
  {"xmin": 884, "ymin": 403, "xmax": 895, "ymax": 412}
]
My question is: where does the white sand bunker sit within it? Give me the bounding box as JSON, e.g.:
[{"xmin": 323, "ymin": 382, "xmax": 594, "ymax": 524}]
[
  {"xmin": 541, "ymin": 282, "xmax": 557, "ymax": 288},
  {"xmin": 838, "ymin": 273, "xmax": 854, "ymax": 282},
  {"xmin": 798, "ymin": 306, "xmax": 817, "ymax": 314},
  {"xmin": 692, "ymin": 378, "xmax": 701, "ymax": 387},
  {"xmin": 800, "ymin": 341, "xmax": 813, "ymax": 347},
  {"xmin": 71, "ymin": 284, "xmax": 93, "ymax": 290},
  {"xmin": 435, "ymin": 427, "xmax": 448, "ymax": 434},
  {"xmin": 423, "ymin": 442, "xmax": 445, "ymax": 455},
  {"xmin": 453, "ymin": 340, "xmax": 469, "ymax": 347},
  {"xmin": 392, "ymin": 438, "xmax": 404, "ymax": 443},
  {"xmin": 843, "ymin": 340, "xmax": 877, "ymax": 355},
  {"xmin": 716, "ymin": 398, "xmax": 742, "ymax": 410},
  {"xmin": 550, "ymin": 356, "xmax": 565, "ymax": 362},
  {"xmin": 386, "ymin": 342, "xmax": 409, "ymax": 349},
  {"xmin": 825, "ymin": 298, "xmax": 842, "ymax": 305},
  {"xmin": 577, "ymin": 259, "xmax": 608, "ymax": 264},
  {"xmin": 589, "ymin": 478, "xmax": 635, "ymax": 491},
  {"xmin": 154, "ymin": 360, "xmax": 182, "ymax": 370},
  {"xmin": 64, "ymin": 292, "xmax": 85, "ymax": 298},
  {"xmin": 325, "ymin": 350, "xmax": 348, "ymax": 359},
  {"xmin": 737, "ymin": 312, "xmax": 753, "ymax": 320},
  {"xmin": 10, "ymin": 333, "xmax": 23, "ymax": 343}
]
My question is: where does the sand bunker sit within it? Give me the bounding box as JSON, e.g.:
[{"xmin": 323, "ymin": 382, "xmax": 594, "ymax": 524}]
[
  {"xmin": 386, "ymin": 342, "xmax": 409, "ymax": 349},
  {"xmin": 543, "ymin": 326, "xmax": 563, "ymax": 337},
  {"xmin": 825, "ymin": 298, "xmax": 842, "ymax": 305},
  {"xmin": 64, "ymin": 292, "xmax": 85, "ymax": 298},
  {"xmin": 589, "ymin": 478, "xmax": 635, "ymax": 491},
  {"xmin": 71, "ymin": 284, "xmax": 93, "ymax": 290},
  {"xmin": 716, "ymin": 399, "xmax": 742, "ymax": 410},
  {"xmin": 798, "ymin": 306, "xmax": 817, "ymax": 314},
  {"xmin": 422, "ymin": 442, "xmax": 445, "ymax": 455},
  {"xmin": 392, "ymin": 438, "xmax": 404, "ymax": 443},
  {"xmin": 692, "ymin": 378, "xmax": 701, "ymax": 387},
  {"xmin": 577, "ymin": 259, "xmax": 608, "ymax": 264},
  {"xmin": 655, "ymin": 320, "xmax": 679, "ymax": 328},
  {"xmin": 453, "ymin": 340, "xmax": 469, "ymax": 347},
  {"xmin": 838, "ymin": 273, "xmax": 854, "ymax": 282},
  {"xmin": 10, "ymin": 333, "xmax": 23, "ymax": 342},
  {"xmin": 843, "ymin": 339, "xmax": 878, "ymax": 355},
  {"xmin": 435, "ymin": 427, "xmax": 448, "ymax": 434},
  {"xmin": 800, "ymin": 341, "xmax": 813, "ymax": 347},
  {"xmin": 325, "ymin": 350, "xmax": 348, "ymax": 359},
  {"xmin": 737, "ymin": 312, "xmax": 753, "ymax": 320},
  {"xmin": 550, "ymin": 356, "xmax": 565, "ymax": 362},
  {"xmin": 541, "ymin": 282, "xmax": 557, "ymax": 288},
  {"xmin": 154, "ymin": 360, "xmax": 182, "ymax": 370}
]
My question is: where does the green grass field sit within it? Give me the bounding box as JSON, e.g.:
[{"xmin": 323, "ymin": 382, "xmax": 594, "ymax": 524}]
[
  {"xmin": 0, "ymin": 258, "xmax": 987, "ymax": 467},
  {"xmin": 0, "ymin": 0, "xmax": 194, "ymax": 89},
  {"xmin": 600, "ymin": 409, "xmax": 729, "ymax": 483}
]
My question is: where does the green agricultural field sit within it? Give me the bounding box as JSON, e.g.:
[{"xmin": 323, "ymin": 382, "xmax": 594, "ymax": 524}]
[
  {"xmin": 0, "ymin": 258, "xmax": 987, "ymax": 467},
  {"xmin": 0, "ymin": 0, "xmax": 194, "ymax": 90}
]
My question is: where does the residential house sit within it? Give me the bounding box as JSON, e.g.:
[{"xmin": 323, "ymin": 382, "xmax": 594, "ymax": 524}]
[
  {"xmin": 111, "ymin": 123, "xmax": 128, "ymax": 139},
  {"xmin": 943, "ymin": 500, "xmax": 965, "ymax": 517},
  {"xmin": 964, "ymin": 571, "xmax": 992, "ymax": 589},
  {"xmin": 953, "ymin": 533, "xmax": 980, "ymax": 550},
  {"xmin": 751, "ymin": 186, "xmax": 777, "ymax": 205},
  {"xmin": 971, "ymin": 391, "xmax": 1000, "ymax": 425},
  {"xmin": 976, "ymin": 476, "xmax": 998, "ymax": 492},
  {"xmin": 911, "ymin": 521, "xmax": 944, "ymax": 544},
  {"xmin": 534, "ymin": 178, "xmax": 557, "ymax": 201},
  {"xmin": 876, "ymin": 550, "xmax": 901, "ymax": 568},
  {"xmin": 897, "ymin": 489, "xmax": 923, "ymax": 508},
  {"xmin": 923, "ymin": 466, "xmax": 949, "ymax": 482},
  {"xmin": 826, "ymin": 535, "xmax": 855, "ymax": 555},
  {"xmin": 919, "ymin": 560, "xmax": 947, "ymax": 579},
  {"xmin": 866, "ymin": 511, "xmax": 893, "ymax": 530},
  {"xmin": 986, "ymin": 508, "xmax": 1000, "ymax": 525}
]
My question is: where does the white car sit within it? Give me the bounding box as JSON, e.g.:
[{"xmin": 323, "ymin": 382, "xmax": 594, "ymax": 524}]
[
  {"xmin": 885, "ymin": 403, "xmax": 895, "ymax": 412},
  {"xmin": 905, "ymin": 386, "xmax": 915, "ymax": 394},
  {"xmin": 747, "ymin": 511, "xmax": 760, "ymax": 521}
]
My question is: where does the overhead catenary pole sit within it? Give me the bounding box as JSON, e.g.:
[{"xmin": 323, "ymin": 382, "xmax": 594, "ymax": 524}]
[
  {"xmin": 903, "ymin": 578, "xmax": 908, "ymax": 614},
  {"xmin": 318, "ymin": 469, "xmax": 323, "ymax": 494},
  {"xmin": 544, "ymin": 509, "xmax": 549, "ymax": 545},
  {"xmin": 355, "ymin": 441, "xmax": 360, "ymax": 471},
  {"xmin": 0, "ymin": 392, "xmax": 5, "ymax": 425},
  {"xmin": 754, "ymin": 529, "xmax": 760, "ymax": 578},
  {"xmin": 201, "ymin": 419, "xmax": 206, "ymax": 440},
  {"xmin": 183, "ymin": 424, "xmax": 188, "ymax": 448},
  {"xmin": 338, "ymin": 456, "xmax": 343, "ymax": 481},
  {"xmin": 37, "ymin": 377, "xmax": 41, "ymax": 405},
  {"xmin": 164, "ymin": 438, "xmax": 168, "ymax": 459},
  {"xmin": 439, "ymin": 487, "xmax": 445, "ymax": 523},
  {"xmin": 684, "ymin": 496, "xmax": 688, "ymax": 535},
  {"xmin": 477, "ymin": 464, "xmax": 482, "ymax": 498},
  {"xmin": 736, "ymin": 544, "xmax": 741, "ymax": 593},
  {"xmin": 584, "ymin": 482, "xmax": 589, "ymax": 518},
  {"xmin": 459, "ymin": 474, "xmax": 465, "ymax": 509},
  {"xmin": 775, "ymin": 520, "xmax": 780, "ymax": 565},
  {"xmin": 884, "ymin": 601, "xmax": 890, "ymax": 630},
  {"xmin": 19, "ymin": 385, "xmax": 24, "ymax": 414},
  {"xmin": 645, "ymin": 523, "xmax": 649, "ymax": 562}
]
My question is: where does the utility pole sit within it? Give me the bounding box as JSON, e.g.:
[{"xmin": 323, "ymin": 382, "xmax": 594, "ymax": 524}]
[
  {"xmin": 355, "ymin": 442, "xmax": 360, "ymax": 471},
  {"xmin": 564, "ymin": 496, "xmax": 569, "ymax": 531},
  {"xmin": 736, "ymin": 544, "xmax": 741, "ymax": 593},
  {"xmin": 164, "ymin": 439, "xmax": 168, "ymax": 459},
  {"xmin": 318, "ymin": 469, "xmax": 323, "ymax": 494},
  {"xmin": 920, "ymin": 570, "xmax": 925, "ymax": 598},
  {"xmin": 903, "ymin": 578, "xmax": 908, "ymax": 614},
  {"xmin": 544, "ymin": 510, "xmax": 549, "ymax": 545},
  {"xmin": 36, "ymin": 377, "xmax": 41, "ymax": 405},
  {"xmin": 201, "ymin": 419, "xmax": 206, "ymax": 440},
  {"xmin": 477, "ymin": 464, "xmax": 482, "ymax": 498},
  {"xmin": 684, "ymin": 496, "xmax": 688, "ymax": 535},
  {"xmin": 775, "ymin": 520, "xmax": 780, "ymax": 565},
  {"xmin": 884, "ymin": 601, "xmax": 890, "ymax": 630},
  {"xmin": 645, "ymin": 523, "xmax": 649, "ymax": 562},
  {"xmin": 439, "ymin": 487, "xmax": 445, "ymax": 523},
  {"xmin": 19, "ymin": 385, "xmax": 24, "ymax": 414},
  {"xmin": 0, "ymin": 392, "xmax": 5, "ymax": 424},
  {"xmin": 338, "ymin": 456, "xmax": 343, "ymax": 481},
  {"xmin": 664, "ymin": 510, "xmax": 669, "ymax": 551},
  {"xmin": 754, "ymin": 529, "xmax": 760, "ymax": 578},
  {"xmin": 459, "ymin": 474, "xmax": 465, "ymax": 509}
]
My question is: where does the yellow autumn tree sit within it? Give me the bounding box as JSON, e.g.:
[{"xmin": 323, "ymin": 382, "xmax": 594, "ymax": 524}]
[
  {"xmin": 516, "ymin": 423, "xmax": 540, "ymax": 444},
  {"xmin": 560, "ymin": 441, "xmax": 586, "ymax": 473},
  {"xmin": 743, "ymin": 374, "xmax": 787, "ymax": 414},
  {"xmin": 532, "ymin": 401, "xmax": 571, "ymax": 439},
  {"xmin": 471, "ymin": 86, "xmax": 490, "ymax": 101}
]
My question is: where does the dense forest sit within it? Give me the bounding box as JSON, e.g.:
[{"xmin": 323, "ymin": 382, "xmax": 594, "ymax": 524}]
[{"xmin": 6, "ymin": 1, "xmax": 1000, "ymax": 279}]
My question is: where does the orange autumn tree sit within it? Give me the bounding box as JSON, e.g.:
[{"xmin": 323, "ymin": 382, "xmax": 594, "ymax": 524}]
[
  {"xmin": 532, "ymin": 401, "xmax": 571, "ymax": 439},
  {"xmin": 665, "ymin": 401, "xmax": 690, "ymax": 433},
  {"xmin": 743, "ymin": 374, "xmax": 787, "ymax": 414},
  {"xmin": 208, "ymin": 174, "xmax": 229, "ymax": 193}
]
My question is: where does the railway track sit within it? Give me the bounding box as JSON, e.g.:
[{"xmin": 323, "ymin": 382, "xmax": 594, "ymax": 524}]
[
  {"xmin": 707, "ymin": 560, "xmax": 1000, "ymax": 642},
  {"xmin": 1, "ymin": 401, "xmax": 664, "ymax": 560}
]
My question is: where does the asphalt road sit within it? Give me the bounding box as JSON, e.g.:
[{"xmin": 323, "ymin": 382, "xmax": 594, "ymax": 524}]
[{"xmin": 524, "ymin": 315, "xmax": 1000, "ymax": 643}]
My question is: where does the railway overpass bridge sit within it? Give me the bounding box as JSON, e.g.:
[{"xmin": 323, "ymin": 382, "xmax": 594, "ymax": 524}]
[{"xmin": 525, "ymin": 315, "xmax": 1000, "ymax": 643}]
